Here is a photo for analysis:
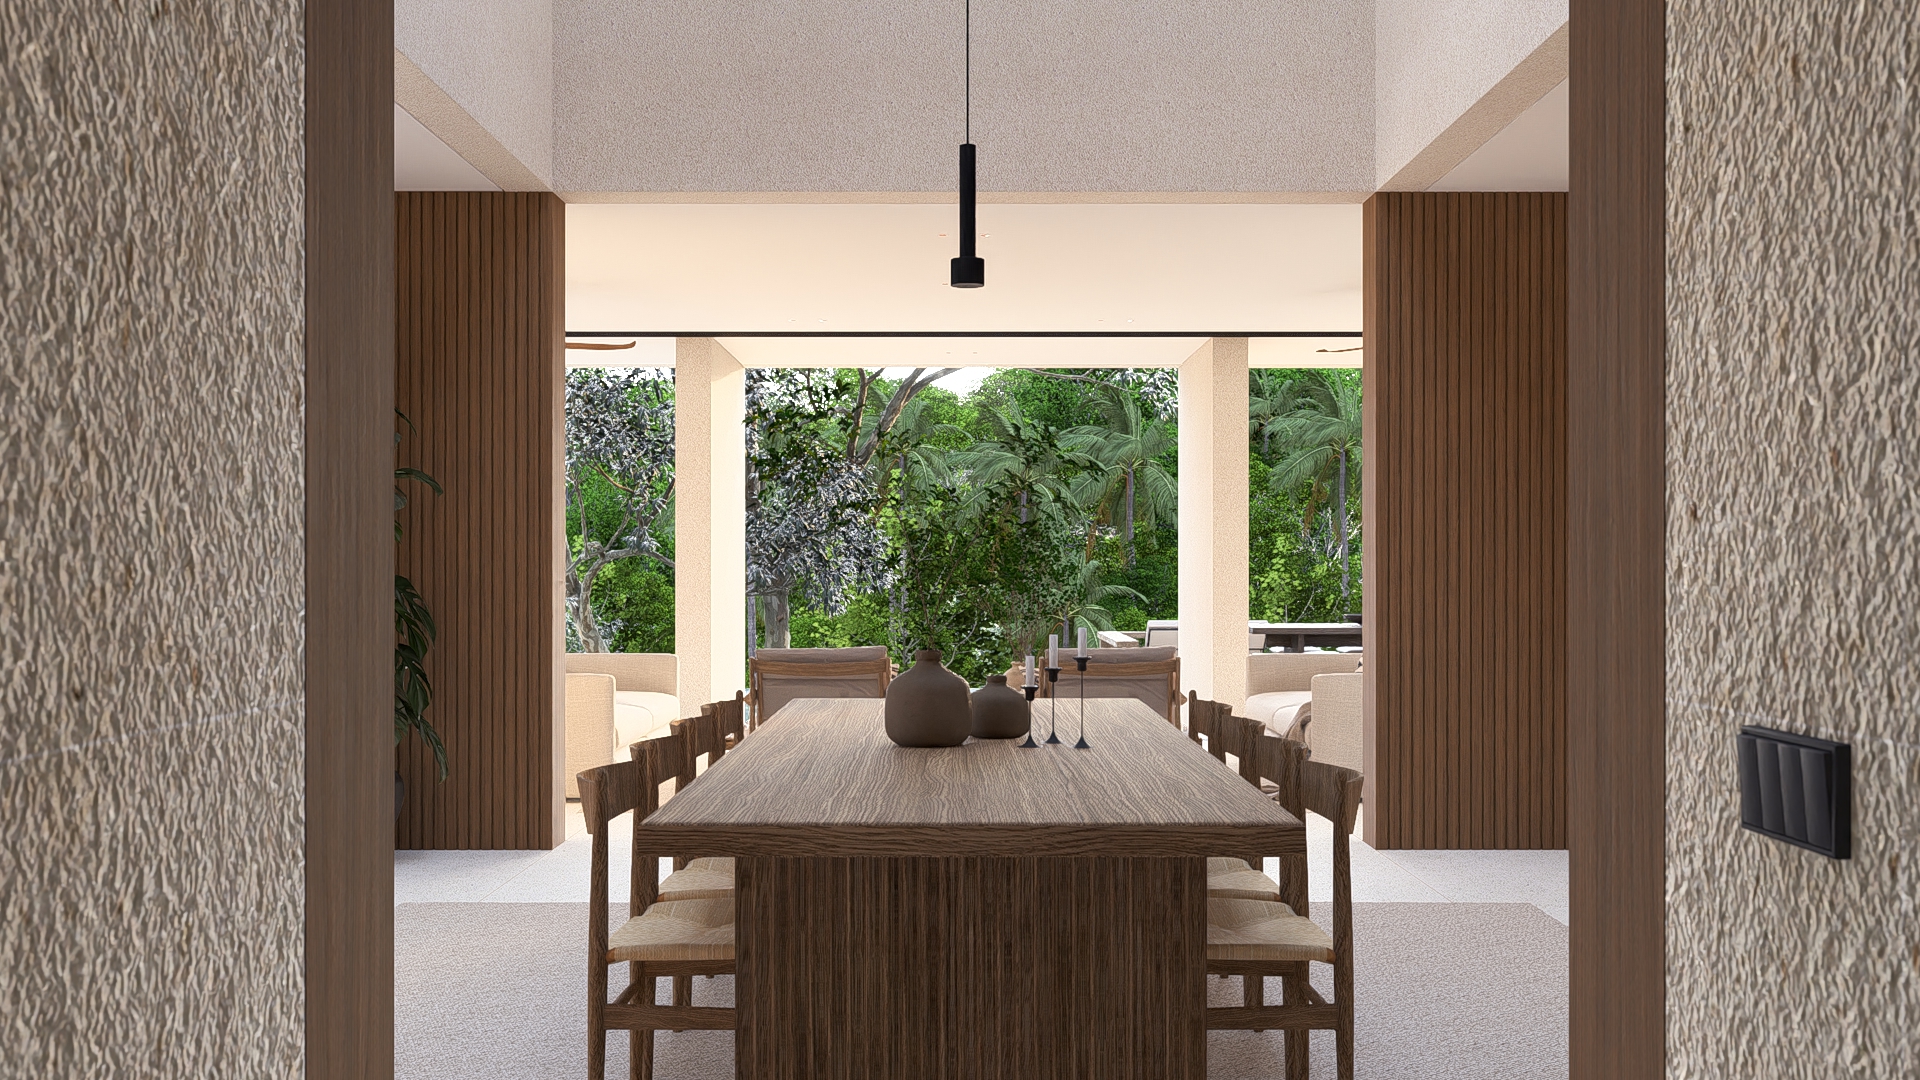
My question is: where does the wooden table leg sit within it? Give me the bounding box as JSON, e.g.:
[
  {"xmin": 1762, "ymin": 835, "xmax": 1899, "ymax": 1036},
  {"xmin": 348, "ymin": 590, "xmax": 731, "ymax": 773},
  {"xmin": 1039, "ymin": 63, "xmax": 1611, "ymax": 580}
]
[{"xmin": 737, "ymin": 856, "xmax": 1206, "ymax": 1080}]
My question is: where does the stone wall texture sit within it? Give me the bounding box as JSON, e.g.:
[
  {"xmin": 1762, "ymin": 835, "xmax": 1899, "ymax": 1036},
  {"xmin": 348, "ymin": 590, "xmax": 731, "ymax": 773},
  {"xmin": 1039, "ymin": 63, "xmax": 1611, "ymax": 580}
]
[
  {"xmin": 0, "ymin": 3, "xmax": 307, "ymax": 1074},
  {"xmin": 1666, "ymin": 2, "xmax": 1919, "ymax": 1076}
]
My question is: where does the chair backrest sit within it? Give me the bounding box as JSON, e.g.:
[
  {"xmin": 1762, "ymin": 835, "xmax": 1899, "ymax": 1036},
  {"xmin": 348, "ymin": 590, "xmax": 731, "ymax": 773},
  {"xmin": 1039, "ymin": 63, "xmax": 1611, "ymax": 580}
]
[
  {"xmin": 1252, "ymin": 733, "xmax": 1310, "ymax": 914},
  {"xmin": 1217, "ymin": 714, "xmax": 1266, "ymax": 789},
  {"xmin": 1186, "ymin": 693, "xmax": 1265, "ymax": 781},
  {"xmin": 1041, "ymin": 646, "xmax": 1181, "ymax": 724},
  {"xmin": 670, "ymin": 711, "xmax": 730, "ymax": 782},
  {"xmin": 749, "ymin": 646, "xmax": 892, "ymax": 728},
  {"xmin": 1300, "ymin": 757, "xmax": 1364, "ymax": 978},
  {"xmin": 1186, "ymin": 692, "xmax": 1232, "ymax": 759},
  {"xmin": 578, "ymin": 730, "xmax": 689, "ymax": 935},
  {"xmin": 702, "ymin": 691, "xmax": 746, "ymax": 748}
]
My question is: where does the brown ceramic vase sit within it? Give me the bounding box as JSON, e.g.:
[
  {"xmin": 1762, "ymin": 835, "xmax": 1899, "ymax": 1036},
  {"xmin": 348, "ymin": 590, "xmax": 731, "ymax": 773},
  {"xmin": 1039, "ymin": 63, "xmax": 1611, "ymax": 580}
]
[
  {"xmin": 884, "ymin": 649, "xmax": 973, "ymax": 747},
  {"xmin": 969, "ymin": 674, "xmax": 1030, "ymax": 739}
]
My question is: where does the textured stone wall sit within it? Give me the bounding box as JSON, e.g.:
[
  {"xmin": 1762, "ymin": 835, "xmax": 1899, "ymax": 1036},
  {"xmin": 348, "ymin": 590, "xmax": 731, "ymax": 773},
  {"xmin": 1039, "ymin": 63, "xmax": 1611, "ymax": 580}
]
[
  {"xmin": 0, "ymin": 3, "xmax": 307, "ymax": 1074},
  {"xmin": 1666, "ymin": 3, "xmax": 1920, "ymax": 1075}
]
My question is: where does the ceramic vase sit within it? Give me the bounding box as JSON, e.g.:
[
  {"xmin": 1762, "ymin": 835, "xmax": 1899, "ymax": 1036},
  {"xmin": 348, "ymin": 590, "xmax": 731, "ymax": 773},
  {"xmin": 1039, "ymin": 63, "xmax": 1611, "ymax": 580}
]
[
  {"xmin": 969, "ymin": 674, "xmax": 1030, "ymax": 739},
  {"xmin": 885, "ymin": 649, "xmax": 973, "ymax": 747}
]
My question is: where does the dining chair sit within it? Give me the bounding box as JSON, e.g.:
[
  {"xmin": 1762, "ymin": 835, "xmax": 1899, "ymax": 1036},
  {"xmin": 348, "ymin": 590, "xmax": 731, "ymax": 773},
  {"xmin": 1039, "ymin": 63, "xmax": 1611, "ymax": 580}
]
[
  {"xmin": 1206, "ymin": 745, "xmax": 1363, "ymax": 1080},
  {"xmin": 1038, "ymin": 646, "xmax": 1182, "ymax": 724},
  {"xmin": 661, "ymin": 710, "xmax": 742, "ymax": 1010},
  {"xmin": 1206, "ymin": 730, "xmax": 1301, "ymax": 908},
  {"xmin": 704, "ymin": 691, "xmax": 746, "ymax": 750},
  {"xmin": 747, "ymin": 645, "xmax": 892, "ymax": 730},
  {"xmin": 577, "ymin": 734, "xmax": 735, "ymax": 1080},
  {"xmin": 1186, "ymin": 692, "xmax": 1232, "ymax": 761}
]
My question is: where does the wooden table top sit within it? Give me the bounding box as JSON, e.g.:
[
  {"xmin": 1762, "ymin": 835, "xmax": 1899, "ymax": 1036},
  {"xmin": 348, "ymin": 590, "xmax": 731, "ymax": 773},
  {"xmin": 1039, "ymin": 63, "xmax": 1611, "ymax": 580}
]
[{"xmin": 639, "ymin": 696, "xmax": 1304, "ymax": 858}]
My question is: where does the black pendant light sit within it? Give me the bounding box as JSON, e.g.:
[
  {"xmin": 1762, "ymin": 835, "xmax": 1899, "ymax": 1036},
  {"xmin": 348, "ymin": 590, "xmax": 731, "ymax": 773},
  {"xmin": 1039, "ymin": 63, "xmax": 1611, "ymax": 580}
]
[{"xmin": 950, "ymin": 0, "xmax": 985, "ymax": 288}]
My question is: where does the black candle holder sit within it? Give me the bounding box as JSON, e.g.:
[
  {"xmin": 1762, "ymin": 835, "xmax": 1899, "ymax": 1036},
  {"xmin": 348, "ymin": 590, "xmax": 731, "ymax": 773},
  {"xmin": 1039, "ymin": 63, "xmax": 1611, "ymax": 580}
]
[
  {"xmin": 1045, "ymin": 667, "xmax": 1062, "ymax": 745},
  {"xmin": 1073, "ymin": 655, "xmax": 1091, "ymax": 748},
  {"xmin": 1018, "ymin": 682, "xmax": 1040, "ymax": 748}
]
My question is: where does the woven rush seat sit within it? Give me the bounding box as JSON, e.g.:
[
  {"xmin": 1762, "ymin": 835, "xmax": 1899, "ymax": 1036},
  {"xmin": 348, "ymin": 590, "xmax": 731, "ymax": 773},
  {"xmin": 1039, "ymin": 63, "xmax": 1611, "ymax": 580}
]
[
  {"xmin": 658, "ymin": 856, "xmax": 735, "ymax": 902},
  {"xmin": 1206, "ymin": 897, "xmax": 1335, "ymax": 964},
  {"xmin": 607, "ymin": 897, "xmax": 736, "ymax": 962},
  {"xmin": 1207, "ymin": 856, "xmax": 1284, "ymax": 902}
]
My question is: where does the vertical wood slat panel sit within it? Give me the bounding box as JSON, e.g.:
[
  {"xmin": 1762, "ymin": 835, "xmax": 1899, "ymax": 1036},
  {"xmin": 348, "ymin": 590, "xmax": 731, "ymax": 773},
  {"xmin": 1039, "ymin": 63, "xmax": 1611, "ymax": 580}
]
[
  {"xmin": 1362, "ymin": 192, "xmax": 1568, "ymax": 850},
  {"xmin": 393, "ymin": 192, "xmax": 565, "ymax": 850}
]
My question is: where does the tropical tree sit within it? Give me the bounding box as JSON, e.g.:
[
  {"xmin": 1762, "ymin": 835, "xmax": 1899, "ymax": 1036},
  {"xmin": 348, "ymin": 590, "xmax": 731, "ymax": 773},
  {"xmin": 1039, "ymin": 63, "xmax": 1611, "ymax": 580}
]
[
  {"xmin": 1064, "ymin": 384, "xmax": 1176, "ymax": 565},
  {"xmin": 745, "ymin": 369, "xmax": 894, "ymax": 649},
  {"xmin": 953, "ymin": 399, "xmax": 1088, "ymax": 522},
  {"xmin": 1046, "ymin": 552, "xmax": 1145, "ymax": 645},
  {"xmin": 565, "ymin": 368, "xmax": 675, "ymax": 653},
  {"xmin": 1259, "ymin": 369, "xmax": 1362, "ymax": 604},
  {"xmin": 1249, "ymin": 369, "xmax": 1312, "ymax": 456}
]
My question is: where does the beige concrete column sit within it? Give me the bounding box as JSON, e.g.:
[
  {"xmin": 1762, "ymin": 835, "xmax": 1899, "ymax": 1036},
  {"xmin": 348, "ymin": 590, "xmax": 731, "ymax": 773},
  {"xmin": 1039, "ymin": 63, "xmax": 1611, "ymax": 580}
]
[
  {"xmin": 1176, "ymin": 337, "xmax": 1251, "ymax": 712},
  {"xmin": 674, "ymin": 338, "xmax": 747, "ymax": 708}
]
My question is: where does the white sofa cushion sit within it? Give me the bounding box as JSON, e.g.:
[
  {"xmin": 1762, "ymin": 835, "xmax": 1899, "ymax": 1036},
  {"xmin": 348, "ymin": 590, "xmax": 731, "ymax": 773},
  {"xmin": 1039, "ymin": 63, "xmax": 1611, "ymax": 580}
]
[
  {"xmin": 613, "ymin": 691, "xmax": 681, "ymax": 759},
  {"xmin": 1245, "ymin": 690, "xmax": 1312, "ymax": 733}
]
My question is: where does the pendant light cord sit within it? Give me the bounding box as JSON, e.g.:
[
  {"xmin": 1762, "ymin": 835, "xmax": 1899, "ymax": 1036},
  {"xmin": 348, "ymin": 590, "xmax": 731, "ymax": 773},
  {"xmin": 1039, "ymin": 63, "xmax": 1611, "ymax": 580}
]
[{"xmin": 964, "ymin": 0, "xmax": 971, "ymax": 144}]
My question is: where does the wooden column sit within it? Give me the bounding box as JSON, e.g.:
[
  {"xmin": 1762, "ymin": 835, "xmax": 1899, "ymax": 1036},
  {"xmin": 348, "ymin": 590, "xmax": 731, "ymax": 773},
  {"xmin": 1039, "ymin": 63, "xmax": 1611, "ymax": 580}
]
[
  {"xmin": 1176, "ymin": 337, "xmax": 1251, "ymax": 711},
  {"xmin": 1362, "ymin": 192, "xmax": 1567, "ymax": 850},
  {"xmin": 306, "ymin": 0, "xmax": 395, "ymax": 1073},
  {"xmin": 394, "ymin": 192, "xmax": 566, "ymax": 850},
  {"xmin": 1568, "ymin": 0, "xmax": 1666, "ymax": 1073}
]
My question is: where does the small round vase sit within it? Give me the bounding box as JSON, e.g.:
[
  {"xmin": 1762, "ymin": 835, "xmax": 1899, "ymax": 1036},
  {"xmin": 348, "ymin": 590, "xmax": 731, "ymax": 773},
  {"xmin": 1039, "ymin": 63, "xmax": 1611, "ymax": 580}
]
[
  {"xmin": 970, "ymin": 674, "xmax": 1031, "ymax": 739},
  {"xmin": 885, "ymin": 649, "xmax": 973, "ymax": 747}
]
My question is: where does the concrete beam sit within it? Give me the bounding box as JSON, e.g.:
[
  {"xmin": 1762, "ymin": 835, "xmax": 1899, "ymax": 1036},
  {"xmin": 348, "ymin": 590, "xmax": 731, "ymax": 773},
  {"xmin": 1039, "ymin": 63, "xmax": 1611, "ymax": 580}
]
[
  {"xmin": 673, "ymin": 338, "xmax": 747, "ymax": 708},
  {"xmin": 1176, "ymin": 337, "xmax": 1251, "ymax": 712}
]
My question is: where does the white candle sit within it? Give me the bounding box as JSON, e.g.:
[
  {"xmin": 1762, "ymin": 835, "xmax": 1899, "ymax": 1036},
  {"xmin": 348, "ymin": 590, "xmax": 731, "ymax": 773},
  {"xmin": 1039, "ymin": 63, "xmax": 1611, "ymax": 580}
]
[
  {"xmin": 1048, "ymin": 634, "xmax": 1059, "ymax": 668},
  {"xmin": 1024, "ymin": 654, "xmax": 1037, "ymax": 686},
  {"xmin": 1077, "ymin": 626, "xmax": 1089, "ymax": 657}
]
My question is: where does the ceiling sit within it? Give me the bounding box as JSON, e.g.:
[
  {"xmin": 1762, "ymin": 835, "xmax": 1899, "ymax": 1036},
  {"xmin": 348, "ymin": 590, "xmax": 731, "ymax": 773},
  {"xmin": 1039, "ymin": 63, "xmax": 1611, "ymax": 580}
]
[
  {"xmin": 1431, "ymin": 80, "xmax": 1568, "ymax": 192},
  {"xmin": 394, "ymin": 105, "xmax": 497, "ymax": 191},
  {"xmin": 395, "ymin": 4, "xmax": 1569, "ymax": 367}
]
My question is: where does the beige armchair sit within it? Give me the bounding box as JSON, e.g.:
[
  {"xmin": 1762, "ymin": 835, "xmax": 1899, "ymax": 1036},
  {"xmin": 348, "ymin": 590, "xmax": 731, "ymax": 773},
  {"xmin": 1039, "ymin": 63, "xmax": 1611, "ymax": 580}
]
[
  {"xmin": 1244, "ymin": 651, "xmax": 1360, "ymax": 735},
  {"xmin": 564, "ymin": 653, "xmax": 680, "ymax": 798},
  {"xmin": 1302, "ymin": 671, "xmax": 1363, "ymax": 773}
]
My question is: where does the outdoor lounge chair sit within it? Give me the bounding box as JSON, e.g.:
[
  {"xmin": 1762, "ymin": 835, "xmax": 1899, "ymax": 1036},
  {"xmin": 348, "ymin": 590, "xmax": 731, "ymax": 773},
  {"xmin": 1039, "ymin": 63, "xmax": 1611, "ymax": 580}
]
[{"xmin": 747, "ymin": 645, "xmax": 892, "ymax": 729}]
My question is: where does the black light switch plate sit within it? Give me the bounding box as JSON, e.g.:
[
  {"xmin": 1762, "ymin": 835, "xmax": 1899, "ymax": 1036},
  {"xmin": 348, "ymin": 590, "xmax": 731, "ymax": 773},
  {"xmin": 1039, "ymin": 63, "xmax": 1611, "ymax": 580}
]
[{"xmin": 1738, "ymin": 725, "xmax": 1850, "ymax": 859}]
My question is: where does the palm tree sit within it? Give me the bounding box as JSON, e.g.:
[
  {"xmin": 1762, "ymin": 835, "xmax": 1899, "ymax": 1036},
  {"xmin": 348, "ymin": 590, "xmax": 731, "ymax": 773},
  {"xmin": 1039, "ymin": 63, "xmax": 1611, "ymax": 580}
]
[
  {"xmin": 1248, "ymin": 370, "xmax": 1312, "ymax": 457},
  {"xmin": 1261, "ymin": 370, "xmax": 1362, "ymax": 603},
  {"xmin": 1050, "ymin": 553, "xmax": 1145, "ymax": 644},
  {"xmin": 953, "ymin": 399, "xmax": 1086, "ymax": 521},
  {"xmin": 866, "ymin": 392, "xmax": 969, "ymax": 509},
  {"xmin": 1063, "ymin": 385, "xmax": 1176, "ymax": 565}
]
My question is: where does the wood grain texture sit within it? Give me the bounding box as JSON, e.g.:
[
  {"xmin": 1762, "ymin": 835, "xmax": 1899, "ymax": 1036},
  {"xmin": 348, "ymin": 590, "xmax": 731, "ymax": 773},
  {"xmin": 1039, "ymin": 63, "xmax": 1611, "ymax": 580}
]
[
  {"xmin": 1362, "ymin": 192, "xmax": 1568, "ymax": 850},
  {"xmin": 304, "ymin": 0, "xmax": 395, "ymax": 1074},
  {"xmin": 639, "ymin": 698, "xmax": 1304, "ymax": 857},
  {"xmin": 1567, "ymin": 0, "xmax": 1666, "ymax": 1074},
  {"xmin": 393, "ymin": 192, "xmax": 566, "ymax": 850},
  {"xmin": 737, "ymin": 855, "xmax": 1207, "ymax": 1080}
]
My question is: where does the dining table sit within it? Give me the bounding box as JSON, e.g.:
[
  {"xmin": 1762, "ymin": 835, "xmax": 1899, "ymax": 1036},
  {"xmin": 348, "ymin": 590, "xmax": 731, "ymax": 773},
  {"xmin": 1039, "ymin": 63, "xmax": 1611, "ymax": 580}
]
[
  {"xmin": 637, "ymin": 695, "xmax": 1305, "ymax": 1080},
  {"xmin": 1249, "ymin": 620, "xmax": 1364, "ymax": 652}
]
